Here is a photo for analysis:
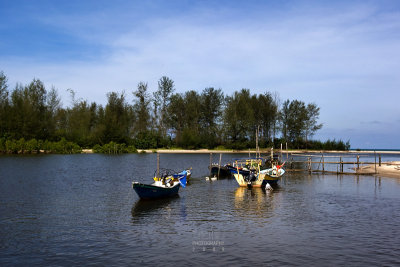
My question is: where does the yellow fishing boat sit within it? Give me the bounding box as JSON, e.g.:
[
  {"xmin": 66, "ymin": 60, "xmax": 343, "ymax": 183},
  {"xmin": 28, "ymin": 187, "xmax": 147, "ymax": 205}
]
[{"xmin": 233, "ymin": 156, "xmax": 285, "ymax": 188}]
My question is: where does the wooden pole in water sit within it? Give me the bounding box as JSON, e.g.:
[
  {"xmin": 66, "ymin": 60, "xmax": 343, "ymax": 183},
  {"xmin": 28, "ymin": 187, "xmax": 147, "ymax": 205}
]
[
  {"xmin": 271, "ymin": 148, "xmax": 274, "ymax": 167},
  {"xmin": 286, "ymin": 142, "xmax": 288, "ymax": 160},
  {"xmin": 218, "ymin": 153, "xmax": 222, "ymax": 178},
  {"xmin": 209, "ymin": 153, "xmax": 213, "ymax": 177},
  {"xmin": 256, "ymin": 126, "xmax": 259, "ymax": 158},
  {"xmin": 341, "ymin": 157, "xmax": 344, "ymax": 172},
  {"xmin": 322, "ymin": 154, "xmax": 325, "ymax": 172},
  {"xmin": 236, "ymin": 161, "xmax": 239, "ymax": 179},
  {"xmin": 157, "ymin": 153, "xmax": 160, "ymax": 178},
  {"xmin": 357, "ymin": 155, "xmax": 360, "ymax": 171},
  {"xmin": 374, "ymin": 151, "xmax": 377, "ymax": 174},
  {"xmin": 310, "ymin": 157, "xmax": 313, "ymax": 172},
  {"xmin": 379, "ymin": 154, "xmax": 381, "ymax": 167}
]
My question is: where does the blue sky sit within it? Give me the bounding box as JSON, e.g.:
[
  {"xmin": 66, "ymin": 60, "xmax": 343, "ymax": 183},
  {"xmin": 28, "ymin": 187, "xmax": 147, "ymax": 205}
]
[{"xmin": 1, "ymin": 0, "xmax": 400, "ymax": 149}]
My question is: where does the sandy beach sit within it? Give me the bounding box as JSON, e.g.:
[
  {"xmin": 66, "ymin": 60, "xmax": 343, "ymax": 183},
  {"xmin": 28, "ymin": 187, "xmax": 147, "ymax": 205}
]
[{"xmin": 357, "ymin": 161, "xmax": 400, "ymax": 178}]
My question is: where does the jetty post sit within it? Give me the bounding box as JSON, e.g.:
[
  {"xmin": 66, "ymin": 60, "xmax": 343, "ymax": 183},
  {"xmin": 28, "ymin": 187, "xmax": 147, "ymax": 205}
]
[
  {"xmin": 218, "ymin": 153, "xmax": 222, "ymax": 178},
  {"xmin": 209, "ymin": 153, "xmax": 213, "ymax": 177},
  {"xmin": 286, "ymin": 153, "xmax": 386, "ymax": 175},
  {"xmin": 256, "ymin": 126, "xmax": 259, "ymax": 158},
  {"xmin": 340, "ymin": 157, "xmax": 343, "ymax": 173},
  {"xmin": 157, "ymin": 153, "xmax": 160, "ymax": 178},
  {"xmin": 286, "ymin": 142, "xmax": 288, "ymax": 160},
  {"xmin": 357, "ymin": 155, "xmax": 360, "ymax": 171}
]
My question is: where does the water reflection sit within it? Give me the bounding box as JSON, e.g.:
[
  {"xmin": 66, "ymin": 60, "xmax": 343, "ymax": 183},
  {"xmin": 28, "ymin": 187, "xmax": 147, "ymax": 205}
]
[
  {"xmin": 131, "ymin": 196, "xmax": 180, "ymax": 218},
  {"xmin": 233, "ymin": 186, "xmax": 280, "ymax": 218},
  {"xmin": 2, "ymin": 155, "xmax": 400, "ymax": 266}
]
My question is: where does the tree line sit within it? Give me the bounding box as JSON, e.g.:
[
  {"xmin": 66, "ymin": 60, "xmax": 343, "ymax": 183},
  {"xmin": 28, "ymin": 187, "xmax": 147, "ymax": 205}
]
[{"xmin": 0, "ymin": 71, "xmax": 350, "ymax": 153}]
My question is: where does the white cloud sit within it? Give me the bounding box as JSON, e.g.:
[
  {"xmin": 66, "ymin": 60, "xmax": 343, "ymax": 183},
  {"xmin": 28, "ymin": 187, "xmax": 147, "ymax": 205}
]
[{"xmin": 2, "ymin": 1, "xmax": 400, "ymax": 148}]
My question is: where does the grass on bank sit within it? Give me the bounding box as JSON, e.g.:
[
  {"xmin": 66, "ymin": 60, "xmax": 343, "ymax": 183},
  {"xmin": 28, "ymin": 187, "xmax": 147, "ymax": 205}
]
[{"xmin": 0, "ymin": 138, "xmax": 350, "ymax": 155}]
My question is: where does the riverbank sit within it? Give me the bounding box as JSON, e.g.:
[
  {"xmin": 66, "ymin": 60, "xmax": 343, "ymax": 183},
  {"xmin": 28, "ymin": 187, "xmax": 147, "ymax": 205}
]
[
  {"xmin": 357, "ymin": 161, "xmax": 400, "ymax": 178},
  {"xmin": 80, "ymin": 148, "xmax": 400, "ymax": 155},
  {"xmin": 145, "ymin": 149, "xmax": 400, "ymax": 154}
]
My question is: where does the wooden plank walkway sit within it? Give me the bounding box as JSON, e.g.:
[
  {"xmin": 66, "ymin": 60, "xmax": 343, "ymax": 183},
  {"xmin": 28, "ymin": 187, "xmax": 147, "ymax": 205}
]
[{"xmin": 284, "ymin": 152, "xmax": 383, "ymax": 175}]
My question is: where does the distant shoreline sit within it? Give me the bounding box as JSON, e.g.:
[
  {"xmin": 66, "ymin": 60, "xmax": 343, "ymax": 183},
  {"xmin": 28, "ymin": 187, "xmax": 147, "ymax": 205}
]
[{"xmin": 81, "ymin": 148, "xmax": 400, "ymax": 154}]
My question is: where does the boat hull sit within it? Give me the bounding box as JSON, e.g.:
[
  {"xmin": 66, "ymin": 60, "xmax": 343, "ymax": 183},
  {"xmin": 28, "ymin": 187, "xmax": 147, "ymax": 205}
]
[
  {"xmin": 210, "ymin": 165, "xmax": 232, "ymax": 177},
  {"xmin": 173, "ymin": 170, "xmax": 190, "ymax": 182},
  {"xmin": 132, "ymin": 182, "xmax": 180, "ymax": 199},
  {"xmin": 260, "ymin": 168, "xmax": 285, "ymax": 180},
  {"xmin": 234, "ymin": 172, "xmax": 280, "ymax": 187},
  {"xmin": 225, "ymin": 164, "xmax": 250, "ymax": 176}
]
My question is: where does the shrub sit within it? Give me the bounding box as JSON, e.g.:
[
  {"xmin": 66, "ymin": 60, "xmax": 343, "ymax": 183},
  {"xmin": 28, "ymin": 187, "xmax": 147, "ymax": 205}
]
[{"xmin": 93, "ymin": 141, "xmax": 137, "ymax": 154}]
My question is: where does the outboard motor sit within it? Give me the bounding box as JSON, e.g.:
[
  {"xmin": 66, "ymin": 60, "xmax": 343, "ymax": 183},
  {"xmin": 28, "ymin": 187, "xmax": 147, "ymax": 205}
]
[
  {"xmin": 249, "ymin": 171, "xmax": 257, "ymax": 182},
  {"xmin": 246, "ymin": 170, "xmax": 257, "ymax": 188}
]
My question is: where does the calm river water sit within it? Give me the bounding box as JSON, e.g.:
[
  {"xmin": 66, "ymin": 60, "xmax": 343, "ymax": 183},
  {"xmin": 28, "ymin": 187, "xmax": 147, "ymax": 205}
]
[{"xmin": 1, "ymin": 153, "xmax": 400, "ymax": 266}]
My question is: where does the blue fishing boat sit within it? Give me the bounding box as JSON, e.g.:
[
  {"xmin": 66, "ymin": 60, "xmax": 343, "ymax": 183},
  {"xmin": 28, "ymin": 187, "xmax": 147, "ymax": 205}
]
[
  {"xmin": 132, "ymin": 170, "xmax": 187, "ymax": 200},
  {"xmin": 174, "ymin": 169, "xmax": 191, "ymax": 180}
]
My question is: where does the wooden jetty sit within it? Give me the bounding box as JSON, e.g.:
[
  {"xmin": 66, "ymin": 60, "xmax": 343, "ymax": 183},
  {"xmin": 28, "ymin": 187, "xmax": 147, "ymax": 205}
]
[
  {"xmin": 205, "ymin": 146, "xmax": 400, "ymax": 177},
  {"xmin": 285, "ymin": 152, "xmax": 383, "ymax": 175},
  {"xmin": 209, "ymin": 149, "xmax": 396, "ymax": 176}
]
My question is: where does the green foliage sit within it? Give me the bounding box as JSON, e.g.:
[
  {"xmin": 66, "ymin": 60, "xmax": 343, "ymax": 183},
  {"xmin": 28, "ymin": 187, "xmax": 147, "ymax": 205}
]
[
  {"xmin": 223, "ymin": 89, "xmax": 254, "ymax": 145},
  {"xmin": 25, "ymin": 138, "xmax": 39, "ymax": 153},
  {"xmin": 200, "ymin": 87, "xmax": 224, "ymax": 148},
  {"xmin": 0, "ymin": 70, "xmax": 343, "ymax": 152},
  {"xmin": 284, "ymin": 139, "xmax": 351, "ymax": 151},
  {"xmin": 0, "ymin": 71, "xmax": 9, "ymax": 137},
  {"xmin": 51, "ymin": 138, "xmax": 81, "ymax": 154},
  {"xmin": 103, "ymin": 92, "xmax": 133, "ymax": 144},
  {"xmin": 153, "ymin": 76, "xmax": 175, "ymax": 137},
  {"xmin": 167, "ymin": 88, "xmax": 224, "ymax": 149},
  {"xmin": 222, "ymin": 89, "xmax": 279, "ymax": 149},
  {"xmin": 134, "ymin": 131, "xmax": 159, "ymax": 149},
  {"xmin": 0, "ymin": 137, "xmax": 81, "ymax": 154},
  {"xmin": 279, "ymin": 99, "xmax": 324, "ymax": 148},
  {"xmin": 181, "ymin": 128, "xmax": 201, "ymax": 149},
  {"xmin": 280, "ymin": 99, "xmax": 307, "ymax": 145},
  {"xmin": 167, "ymin": 93, "xmax": 186, "ymax": 144},
  {"xmin": 5, "ymin": 139, "xmax": 18, "ymax": 153},
  {"xmin": 255, "ymin": 92, "xmax": 278, "ymax": 143},
  {"xmin": 93, "ymin": 141, "xmax": 137, "ymax": 154},
  {"xmin": 133, "ymin": 82, "xmax": 150, "ymax": 134}
]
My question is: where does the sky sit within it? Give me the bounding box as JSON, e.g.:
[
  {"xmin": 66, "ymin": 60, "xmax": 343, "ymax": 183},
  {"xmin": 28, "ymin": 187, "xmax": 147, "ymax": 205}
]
[{"xmin": 1, "ymin": 0, "xmax": 399, "ymax": 149}]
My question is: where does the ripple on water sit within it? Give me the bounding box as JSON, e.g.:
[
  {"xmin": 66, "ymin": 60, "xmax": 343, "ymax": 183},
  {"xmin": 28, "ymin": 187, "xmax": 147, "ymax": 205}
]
[{"xmin": 1, "ymin": 154, "xmax": 400, "ymax": 266}]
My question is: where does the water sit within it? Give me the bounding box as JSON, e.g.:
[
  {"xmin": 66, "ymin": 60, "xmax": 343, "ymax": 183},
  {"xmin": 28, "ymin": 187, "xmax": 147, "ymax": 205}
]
[{"xmin": 1, "ymin": 154, "xmax": 400, "ymax": 266}]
